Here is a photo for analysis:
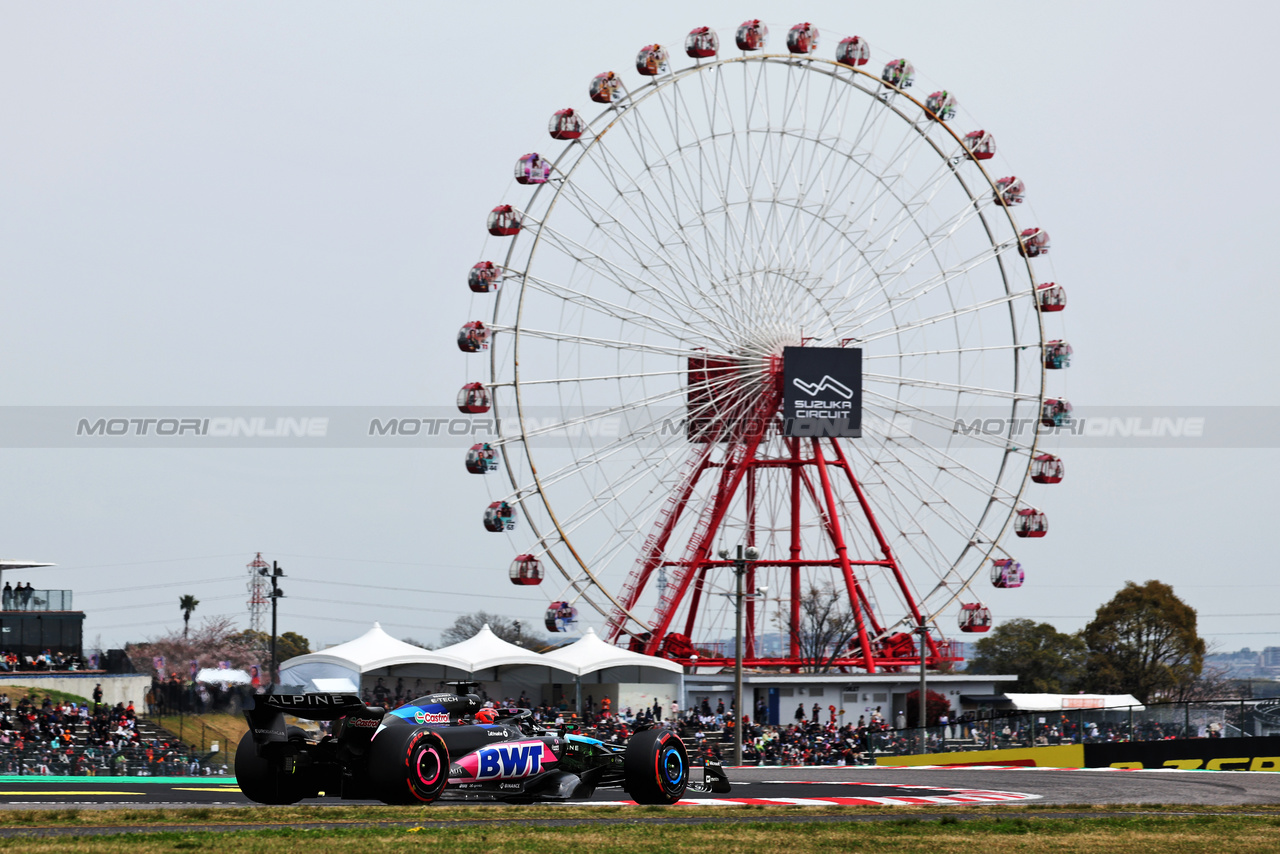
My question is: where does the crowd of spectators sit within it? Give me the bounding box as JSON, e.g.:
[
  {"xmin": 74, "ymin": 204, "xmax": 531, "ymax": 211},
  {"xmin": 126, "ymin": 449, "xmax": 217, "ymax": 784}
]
[
  {"xmin": 0, "ymin": 650, "xmax": 86, "ymax": 672},
  {"xmin": 0, "ymin": 692, "xmax": 210, "ymax": 776}
]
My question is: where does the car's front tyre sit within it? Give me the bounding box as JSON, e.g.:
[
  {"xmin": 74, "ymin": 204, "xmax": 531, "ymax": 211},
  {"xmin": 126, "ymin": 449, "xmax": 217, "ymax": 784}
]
[{"xmin": 623, "ymin": 728, "xmax": 688, "ymax": 805}]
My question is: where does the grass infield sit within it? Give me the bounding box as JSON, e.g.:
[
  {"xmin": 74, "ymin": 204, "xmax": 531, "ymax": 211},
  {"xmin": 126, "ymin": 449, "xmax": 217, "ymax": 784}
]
[{"xmin": 0, "ymin": 805, "xmax": 1277, "ymax": 852}]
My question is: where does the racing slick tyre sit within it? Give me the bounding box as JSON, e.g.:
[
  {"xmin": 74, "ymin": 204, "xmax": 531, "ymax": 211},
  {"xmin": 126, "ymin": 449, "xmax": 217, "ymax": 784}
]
[
  {"xmin": 367, "ymin": 725, "xmax": 450, "ymax": 805},
  {"xmin": 234, "ymin": 726, "xmax": 312, "ymax": 805},
  {"xmin": 623, "ymin": 727, "xmax": 688, "ymax": 805}
]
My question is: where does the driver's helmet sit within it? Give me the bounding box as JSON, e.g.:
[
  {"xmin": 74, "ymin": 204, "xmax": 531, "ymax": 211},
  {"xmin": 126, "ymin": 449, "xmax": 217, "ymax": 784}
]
[{"xmin": 475, "ymin": 708, "xmax": 498, "ymax": 724}]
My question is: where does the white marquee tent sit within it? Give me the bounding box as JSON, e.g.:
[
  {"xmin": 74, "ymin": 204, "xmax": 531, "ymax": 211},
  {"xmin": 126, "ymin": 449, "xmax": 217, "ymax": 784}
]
[
  {"xmin": 434, "ymin": 624, "xmax": 566, "ymax": 674},
  {"xmin": 279, "ymin": 624, "xmax": 682, "ymax": 711},
  {"xmin": 542, "ymin": 628, "xmax": 683, "ymax": 677},
  {"xmin": 279, "ymin": 622, "xmax": 469, "ymax": 693}
]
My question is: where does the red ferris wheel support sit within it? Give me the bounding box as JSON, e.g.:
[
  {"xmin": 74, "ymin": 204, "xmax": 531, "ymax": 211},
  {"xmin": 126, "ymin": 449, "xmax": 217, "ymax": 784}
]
[{"xmin": 603, "ymin": 360, "xmax": 958, "ymax": 672}]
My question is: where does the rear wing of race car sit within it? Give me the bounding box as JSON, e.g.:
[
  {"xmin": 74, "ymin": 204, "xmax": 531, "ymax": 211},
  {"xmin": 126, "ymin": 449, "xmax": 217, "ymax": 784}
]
[{"xmin": 244, "ymin": 691, "xmax": 384, "ymax": 746}]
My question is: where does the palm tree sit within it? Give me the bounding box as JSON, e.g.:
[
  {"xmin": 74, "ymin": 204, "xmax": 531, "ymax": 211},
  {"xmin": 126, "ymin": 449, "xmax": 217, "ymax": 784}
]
[{"xmin": 179, "ymin": 594, "xmax": 199, "ymax": 639}]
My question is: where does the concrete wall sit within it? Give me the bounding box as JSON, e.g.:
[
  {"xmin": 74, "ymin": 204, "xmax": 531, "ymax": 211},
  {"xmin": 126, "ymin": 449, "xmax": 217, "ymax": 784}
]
[{"xmin": 0, "ymin": 674, "xmax": 150, "ymax": 709}]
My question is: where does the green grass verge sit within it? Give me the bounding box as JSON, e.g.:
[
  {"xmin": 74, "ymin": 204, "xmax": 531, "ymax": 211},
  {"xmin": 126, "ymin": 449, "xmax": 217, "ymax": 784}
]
[
  {"xmin": 0, "ymin": 803, "xmax": 1277, "ymax": 828},
  {"xmin": 0, "ymin": 686, "xmax": 91, "ymax": 708},
  {"xmin": 1, "ymin": 812, "xmax": 1280, "ymax": 852}
]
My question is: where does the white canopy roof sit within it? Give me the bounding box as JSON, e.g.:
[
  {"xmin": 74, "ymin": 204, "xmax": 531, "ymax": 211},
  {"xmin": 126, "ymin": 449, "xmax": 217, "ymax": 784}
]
[
  {"xmin": 542, "ymin": 628, "xmax": 683, "ymax": 676},
  {"xmin": 281, "ymin": 622, "xmax": 468, "ymax": 673},
  {"xmin": 1003, "ymin": 692, "xmax": 1145, "ymax": 712},
  {"xmin": 434, "ymin": 624, "xmax": 572, "ymax": 673}
]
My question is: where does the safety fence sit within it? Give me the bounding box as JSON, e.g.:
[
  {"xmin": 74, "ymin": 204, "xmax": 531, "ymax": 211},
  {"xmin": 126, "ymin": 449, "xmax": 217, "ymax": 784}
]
[
  {"xmin": 872, "ymin": 699, "xmax": 1269, "ymax": 756},
  {"xmin": 0, "ymin": 742, "xmax": 224, "ymax": 777}
]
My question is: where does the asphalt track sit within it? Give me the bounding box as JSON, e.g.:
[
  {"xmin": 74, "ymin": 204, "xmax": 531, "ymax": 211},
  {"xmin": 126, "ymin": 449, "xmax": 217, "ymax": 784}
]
[{"xmin": 0, "ymin": 764, "xmax": 1278, "ymax": 809}]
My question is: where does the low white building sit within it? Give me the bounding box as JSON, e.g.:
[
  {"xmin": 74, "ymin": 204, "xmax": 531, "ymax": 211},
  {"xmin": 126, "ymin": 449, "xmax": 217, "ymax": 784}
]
[{"xmin": 682, "ymin": 671, "xmax": 1018, "ymax": 726}]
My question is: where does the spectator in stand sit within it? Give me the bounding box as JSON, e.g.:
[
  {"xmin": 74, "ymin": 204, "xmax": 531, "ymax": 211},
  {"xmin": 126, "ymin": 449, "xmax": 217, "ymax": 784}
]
[
  {"xmin": 2, "ymin": 582, "xmax": 12, "ymax": 611},
  {"xmin": 19, "ymin": 583, "xmax": 33, "ymax": 611}
]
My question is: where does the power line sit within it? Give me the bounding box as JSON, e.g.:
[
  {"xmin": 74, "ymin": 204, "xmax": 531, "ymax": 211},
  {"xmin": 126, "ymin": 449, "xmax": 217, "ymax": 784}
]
[
  {"xmin": 41, "ymin": 554, "xmax": 248, "ymax": 572},
  {"xmin": 291, "ymin": 578, "xmax": 544, "ymax": 604},
  {"xmin": 76, "ymin": 576, "xmax": 243, "ymax": 597},
  {"xmin": 271, "ymin": 553, "xmax": 497, "ymax": 571}
]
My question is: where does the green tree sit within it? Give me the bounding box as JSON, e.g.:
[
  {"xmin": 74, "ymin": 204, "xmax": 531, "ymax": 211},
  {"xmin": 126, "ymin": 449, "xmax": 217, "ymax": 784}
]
[
  {"xmin": 966, "ymin": 618, "xmax": 1087, "ymax": 693},
  {"xmin": 1081, "ymin": 580, "xmax": 1205, "ymax": 703},
  {"xmin": 228, "ymin": 629, "xmax": 311, "ymax": 663},
  {"xmin": 179, "ymin": 594, "xmax": 199, "ymax": 639}
]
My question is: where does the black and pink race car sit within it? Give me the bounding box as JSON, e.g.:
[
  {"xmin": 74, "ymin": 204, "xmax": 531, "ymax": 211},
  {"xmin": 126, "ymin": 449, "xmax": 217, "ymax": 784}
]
[{"xmin": 235, "ymin": 688, "xmax": 730, "ymax": 805}]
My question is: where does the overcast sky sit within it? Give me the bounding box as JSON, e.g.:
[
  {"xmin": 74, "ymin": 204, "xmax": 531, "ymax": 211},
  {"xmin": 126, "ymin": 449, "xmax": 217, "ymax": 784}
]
[{"xmin": 2, "ymin": 2, "xmax": 1277, "ymax": 658}]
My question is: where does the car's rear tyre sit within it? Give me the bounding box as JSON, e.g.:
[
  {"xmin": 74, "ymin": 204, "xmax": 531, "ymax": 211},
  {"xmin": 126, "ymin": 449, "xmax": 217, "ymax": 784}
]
[
  {"xmin": 367, "ymin": 726, "xmax": 450, "ymax": 805},
  {"xmin": 234, "ymin": 726, "xmax": 312, "ymax": 805},
  {"xmin": 623, "ymin": 728, "xmax": 688, "ymax": 805}
]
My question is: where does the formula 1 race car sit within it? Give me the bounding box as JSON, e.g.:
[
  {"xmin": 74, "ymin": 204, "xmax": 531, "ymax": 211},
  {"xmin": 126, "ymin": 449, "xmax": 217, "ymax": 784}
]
[{"xmin": 235, "ymin": 688, "xmax": 731, "ymax": 805}]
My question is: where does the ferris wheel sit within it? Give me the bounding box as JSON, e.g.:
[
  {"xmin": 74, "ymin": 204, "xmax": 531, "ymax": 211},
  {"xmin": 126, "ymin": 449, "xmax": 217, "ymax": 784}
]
[{"xmin": 457, "ymin": 21, "xmax": 1070, "ymax": 671}]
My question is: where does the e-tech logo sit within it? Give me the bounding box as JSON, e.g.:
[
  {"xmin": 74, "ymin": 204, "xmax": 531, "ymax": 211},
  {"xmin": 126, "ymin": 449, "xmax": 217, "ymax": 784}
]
[{"xmin": 463, "ymin": 741, "xmax": 553, "ymax": 780}]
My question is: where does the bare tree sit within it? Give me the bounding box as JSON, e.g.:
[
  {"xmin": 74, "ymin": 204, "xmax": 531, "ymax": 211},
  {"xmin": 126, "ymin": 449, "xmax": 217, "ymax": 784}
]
[
  {"xmin": 441, "ymin": 612, "xmax": 528, "ymax": 647},
  {"xmin": 783, "ymin": 584, "xmax": 862, "ymax": 673}
]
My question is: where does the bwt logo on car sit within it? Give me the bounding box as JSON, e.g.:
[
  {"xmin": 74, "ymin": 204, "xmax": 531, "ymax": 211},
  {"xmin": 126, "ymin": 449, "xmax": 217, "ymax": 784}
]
[{"xmin": 459, "ymin": 741, "xmax": 554, "ymax": 780}]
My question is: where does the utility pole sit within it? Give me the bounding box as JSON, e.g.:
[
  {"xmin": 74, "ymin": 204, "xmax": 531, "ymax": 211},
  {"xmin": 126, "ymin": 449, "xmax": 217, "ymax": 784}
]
[
  {"xmin": 262, "ymin": 561, "xmax": 285, "ymax": 685},
  {"xmin": 718, "ymin": 544, "xmax": 759, "ymax": 766},
  {"xmin": 917, "ymin": 620, "xmax": 928, "ymax": 754}
]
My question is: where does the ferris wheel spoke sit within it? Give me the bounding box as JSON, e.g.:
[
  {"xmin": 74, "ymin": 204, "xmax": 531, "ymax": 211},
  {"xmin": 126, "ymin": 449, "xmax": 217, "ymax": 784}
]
[
  {"xmin": 861, "ymin": 410, "xmax": 1024, "ymax": 507},
  {"xmin": 538, "ymin": 439, "xmax": 690, "ymax": 552},
  {"xmin": 521, "ymin": 273, "xmax": 707, "ymax": 342},
  {"xmin": 863, "ymin": 371, "xmax": 1032, "ymax": 402},
  {"xmin": 842, "ymin": 200, "xmax": 1000, "ymax": 317},
  {"xmin": 528, "ymin": 219, "xmax": 738, "ymax": 338},
  {"xmin": 543, "ymin": 179, "xmax": 710, "ymax": 311},
  {"xmin": 802, "ymin": 108, "xmax": 971, "ymax": 295},
  {"xmin": 845, "ymin": 434, "xmax": 986, "ymax": 579},
  {"xmin": 501, "ymin": 326, "xmax": 700, "ymax": 359},
  {"xmin": 835, "ymin": 450, "xmax": 949, "ymax": 596},
  {"xmin": 768, "ymin": 69, "xmax": 857, "ymax": 276},
  {"xmin": 571, "ymin": 127, "xmax": 724, "ymax": 291},
  {"xmin": 490, "ymin": 387, "xmax": 689, "ymax": 449},
  {"xmin": 846, "ymin": 271, "xmax": 1028, "ymax": 343},
  {"xmin": 793, "ymin": 145, "xmax": 961, "ymax": 317},
  {"xmin": 492, "ymin": 367, "xmax": 686, "ymax": 391},
  {"xmin": 514, "ymin": 413, "xmax": 687, "ymax": 491},
  {"xmin": 834, "ymin": 177, "xmax": 986, "ymax": 316},
  {"xmin": 861, "ymin": 388, "xmax": 1035, "ymax": 453},
  {"xmin": 864, "ymin": 342, "xmax": 1034, "ymax": 360},
  {"xmin": 632, "ymin": 80, "xmax": 744, "ymax": 281}
]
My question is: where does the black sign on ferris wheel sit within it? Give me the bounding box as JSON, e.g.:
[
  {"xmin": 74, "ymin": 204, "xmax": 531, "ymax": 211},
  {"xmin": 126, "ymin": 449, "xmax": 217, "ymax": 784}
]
[{"xmin": 782, "ymin": 346, "xmax": 863, "ymax": 438}]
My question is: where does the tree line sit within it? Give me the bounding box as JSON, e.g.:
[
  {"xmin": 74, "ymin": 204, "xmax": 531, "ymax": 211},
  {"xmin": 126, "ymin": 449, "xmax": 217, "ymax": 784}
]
[{"xmin": 966, "ymin": 579, "xmax": 1209, "ymax": 703}]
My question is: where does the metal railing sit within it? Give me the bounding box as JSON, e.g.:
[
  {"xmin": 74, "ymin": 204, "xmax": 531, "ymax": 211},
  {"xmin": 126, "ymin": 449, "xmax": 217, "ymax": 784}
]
[
  {"xmin": 874, "ymin": 699, "xmax": 1269, "ymax": 756},
  {"xmin": 1, "ymin": 589, "xmax": 73, "ymax": 612},
  {"xmin": 678, "ymin": 698, "xmax": 1275, "ymax": 765},
  {"xmin": 0, "ymin": 743, "xmax": 225, "ymax": 776}
]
